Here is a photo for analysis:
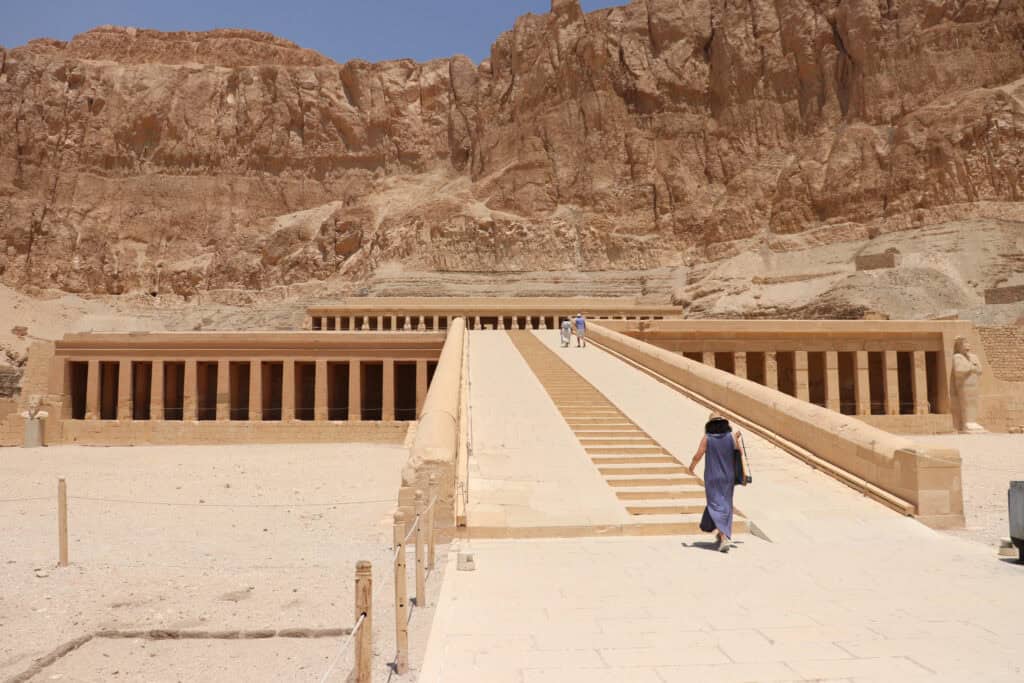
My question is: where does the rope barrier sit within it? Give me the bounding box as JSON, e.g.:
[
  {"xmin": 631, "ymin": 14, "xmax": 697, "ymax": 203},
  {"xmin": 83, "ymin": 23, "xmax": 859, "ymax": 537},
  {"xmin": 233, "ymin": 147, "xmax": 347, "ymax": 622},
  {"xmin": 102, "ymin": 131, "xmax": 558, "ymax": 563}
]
[
  {"xmin": 66, "ymin": 496, "xmax": 393, "ymax": 508},
  {"xmin": 318, "ymin": 612, "xmax": 365, "ymax": 683},
  {"xmin": 0, "ymin": 497, "xmax": 51, "ymax": 503}
]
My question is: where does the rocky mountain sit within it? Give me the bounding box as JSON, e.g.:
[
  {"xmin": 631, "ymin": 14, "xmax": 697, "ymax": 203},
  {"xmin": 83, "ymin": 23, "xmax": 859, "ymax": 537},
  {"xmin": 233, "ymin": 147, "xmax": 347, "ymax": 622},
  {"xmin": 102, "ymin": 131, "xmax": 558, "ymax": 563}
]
[{"xmin": 0, "ymin": 0, "xmax": 1022, "ymax": 314}]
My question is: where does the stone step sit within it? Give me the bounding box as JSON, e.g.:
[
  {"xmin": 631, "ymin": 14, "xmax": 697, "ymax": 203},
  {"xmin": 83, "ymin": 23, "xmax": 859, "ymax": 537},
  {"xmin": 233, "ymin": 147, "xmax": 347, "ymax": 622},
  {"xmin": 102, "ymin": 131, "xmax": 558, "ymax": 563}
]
[
  {"xmin": 606, "ymin": 476, "xmax": 699, "ymax": 488},
  {"xmin": 627, "ymin": 503, "xmax": 705, "ymax": 516},
  {"xmin": 586, "ymin": 446, "xmax": 666, "ymax": 454},
  {"xmin": 580, "ymin": 438, "xmax": 660, "ymax": 447},
  {"xmin": 598, "ymin": 465, "xmax": 689, "ymax": 476},
  {"xmin": 591, "ymin": 456, "xmax": 678, "ymax": 465},
  {"xmin": 615, "ymin": 488, "xmax": 705, "ymax": 500}
]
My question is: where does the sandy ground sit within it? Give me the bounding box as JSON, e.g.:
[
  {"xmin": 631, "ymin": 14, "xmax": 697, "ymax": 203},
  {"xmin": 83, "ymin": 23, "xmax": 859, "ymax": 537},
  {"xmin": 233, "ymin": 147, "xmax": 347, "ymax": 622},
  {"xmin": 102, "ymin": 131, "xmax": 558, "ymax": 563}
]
[
  {"xmin": 0, "ymin": 442, "xmax": 443, "ymax": 682},
  {"xmin": 909, "ymin": 434, "xmax": 1024, "ymax": 549}
]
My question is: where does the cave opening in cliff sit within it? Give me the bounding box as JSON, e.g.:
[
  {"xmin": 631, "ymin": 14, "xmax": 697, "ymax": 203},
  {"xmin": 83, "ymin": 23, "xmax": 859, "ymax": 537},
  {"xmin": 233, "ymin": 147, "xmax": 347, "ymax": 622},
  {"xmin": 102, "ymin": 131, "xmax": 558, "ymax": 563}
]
[
  {"xmin": 868, "ymin": 352, "xmax": 885, "ymax": 415},
  {"xmin": 295, "ymin": 362, "xmax": 316, "ymax": 421},
  {"xmin": 163, "ymin": 362, "xmax": 185, "ymax": 420},
  {"xmin": 746, "ymin": 352, "xmax": 766, "ymax": 385},
  {"xmin": 361, "ymin": 362, "xmax": 384, "ymax": 421},
  {"xmin": 838, "ymin": 352, "xmax": 856, "ymax": 415},
  {"xmin": 897, "ymin": 352, "xmax": 914, "ymax": 415},
  {"xmin": 262, "ymin": 362, "xmax": 283, "ymax": 421},
  {"xmin": 395, "ymin": 362, "xmax": 417, "ymax": 421},
  {"xmin": 229, "ymin": 362, "xmax": 250, "ymax": 420},
  {"xmin": 196, "ymin": 362, "xmax": 217, "ymax": 421},
  {"xmin": 99, "ymin": 361, "xmax": 119, "ymax": 420},
  {"xmin": 808, "ymin": 352, "xmax": 827, "ymax": 407},
  {"xmin": 68, "ymin": 362, "xmax": 88, "ymax": 420},
  {"xmin": 131, "ymin": 362, "xmax": 152, "ymax": 420},
  {"xmin": 776, "ymin": 352, "xmax": 796, "ymax": 397},
  {"xmin": 328, "ymin": 362, "xmax": 350, "ymax": 420},
  {"xmin": 714, "ymin": 352, "xmax": 735, "ymax": 375},
  {"xmin": 925, "ymin": 352, "xmax": 939, "ymax": 414}
]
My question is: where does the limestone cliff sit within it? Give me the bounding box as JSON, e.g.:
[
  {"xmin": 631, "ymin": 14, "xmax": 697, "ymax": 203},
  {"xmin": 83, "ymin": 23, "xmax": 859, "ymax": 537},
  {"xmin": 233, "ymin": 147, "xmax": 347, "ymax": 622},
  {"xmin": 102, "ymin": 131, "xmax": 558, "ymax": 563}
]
[{"xmin": 0, "ymin": 0, "xmax": 1022, "ymax": 308}]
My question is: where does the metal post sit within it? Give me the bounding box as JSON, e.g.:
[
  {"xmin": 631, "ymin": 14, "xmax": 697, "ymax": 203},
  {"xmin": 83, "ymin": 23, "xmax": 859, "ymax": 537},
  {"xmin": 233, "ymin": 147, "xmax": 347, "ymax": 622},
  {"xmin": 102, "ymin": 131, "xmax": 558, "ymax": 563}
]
[
  {"xmin": 427, "ymin": 474, "xmax": 438, "ymax": 571},
  {"xmin": 414, "ymin": 490, "xmax": 426, "ymax": 605},
  {"xmin": 57, "ymin": 478, "xmax": 68, "ymax": 567}
]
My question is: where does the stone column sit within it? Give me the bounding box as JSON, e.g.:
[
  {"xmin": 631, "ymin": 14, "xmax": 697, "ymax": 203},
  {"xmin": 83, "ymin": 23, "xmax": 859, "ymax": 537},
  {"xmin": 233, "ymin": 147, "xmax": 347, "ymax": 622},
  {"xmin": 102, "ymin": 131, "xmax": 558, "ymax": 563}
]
[
  {"xmin": 416, "ymin": 360, "xmax": 428, "ymax": 417},
  {"xmin": 794, "ymin": 351, "xmax": 810, "ymax": 402},
  {"xmin": 854, "ymin": 351, "xmax": 871, "ymax": 415},
  {"xmin": 349, "ymin": 360, "xmax": 362, "ymax": 422},
  {"xmin": 498, "ymin": 316, "xmax": 505, "ymax": 330},
  {"xmin": 315, "ymin": 359, "xmax": 328, "ymax": 421},
  {"xmin": 378, "ymin": 315, "xmax": 385, "ymax": 330},
  {"xmin": 183, "ymin": 360, "xmax": 197, "ymax": 421},
  {"xmin": 282, "ymin": 360, "xmax": 295, "ymax": 420},
  {"xmin": 151, "ymin": 360, "xmax": 164, "ymax": 421},
  {"xmin": 539, "ymin": 317, "xmax": 547, "ymax": 330},
  {"xmin": 765, "ymin": 352, "xmax": 778, "ymax": 390},
  {"xmin": 884, "ymin": 350, "xmax": 899, "ymax": 415},
  {"xmin": 525, "ymin": 316, "xmax": 533, "ymax": 330},
  {"xmin": 249, "ymin": 360, "xmax": 262, "ymax": 421},
  {"xmin": 85, "ymin": 360, "xmax": 100, "ymax": 419},
  {"xmin": 734, "ymin": 352, "xmax": 747, "ymax": 380},
  {"xmin": 475, "ymin": 316, "xmax": 482, "ymax": 330},
  {"xmin": 701, "ymin": 351, "xmax": 714, "ymax": 368},
  {"xmin": 216, "ymin": 360, "xmax": 230, "ymax": 421},
  {"xmin": 432, "ymin": 315, "xmax": 439, "ymax": 330},
  {"xmin": 825, "ymin": 351, "xmax": 841, "ymax": 412},
  {"xmin": 383, "ymin": 360, "xmax": 395, "ymax": 421},
  {"xmin": 115, "ymin": 360, "xmax": 131, "ymax": 420},
  {"xmin": 511, "ymin": 316, "xmax": 519, "ymax": 330},
  {"xmin": 391, "ymin": 315, "xmax": 398, "ymax": 331},
  {"xmin": 912, "ymin": 350, "xmax": 929, "ymax": 415}
]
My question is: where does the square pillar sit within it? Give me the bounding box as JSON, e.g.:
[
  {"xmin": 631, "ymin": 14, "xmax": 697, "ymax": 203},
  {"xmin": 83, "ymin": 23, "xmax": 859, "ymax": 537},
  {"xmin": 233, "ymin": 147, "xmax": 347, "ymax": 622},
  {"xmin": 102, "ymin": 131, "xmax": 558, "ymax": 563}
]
[
  {"xmin": 416, "ymin": 360, "xmax": 428, "ymax": 417},
  {"xmin": 475, "ymin": 316, "xmax": 482, "ymax": 330},
  {"xmin": 498, "ymin": 316, "xmax": 505, "ymax": 330},
  {"xmin": 524, "ymin": 316, "xmax": 532, "ymax": 330},
  {"xmin": 216, "ymin": 360, "xmax": 230, "ymax": 421},
  {"xmin": 854, "ymin": 351, "xmax": 871, "ymax": 415},
  {"xmin": 249, "ymin": 360, "xmax": 262, "ymax": 421},
  {"xmin": 183, "ymin": 360, "xmax": 197, "ymax": 421},
  {"xmin": 511, "ymin": 316, "xmax": 519, "ymax": 330},
  {"xmin": 734, "ymin": 352, "xmax": 747, "ymax": 380},
  {"xmin": 85, "ymin": 360, "xmax": 100, "ymax": 419},
  {"xmin": 765, "ymin": 352, "xmax": 778, "ymax": 390},
  {"xmin": 151, "ymin": 360, "xmax": 164, "ymax": 421},
  {"xmin": 349, "ymin": 359, "xmax": 362, "ymax": 421},
  {"xmin": 912, "ymin": 350, "xmax": 929, "ymax": 415},
  {"xmin": 315, "ymin": 359, "xmax": 328, "ymax": 421},
  {"xmin": 825, "ymin": 351, "xmax": 841, "ymax": 412},
  {"xmin": 391, "ymin": 315, "xmax": 398, "ymax": 330},
  {"xmin": 282, "ymin": 359, "xmax": 295, "ymax": 420},
  {"xmin": 701, "ymin": 352, "xmax": 714, "ymax": 367},
  {"xmin": 883, "ymin": 350, "xmax": 899, "ymax": 415},
  {"xmin": 794, "ymin": 351, "xmax": 810, "ymax": 402},
  {"xmin": 383, "ymin": 359, "xmax": 395, "ymax": 421},
  {"xmin": 378, "ymin": 315, "xmax": 385, "ymax": 330},
  {"xmin": 117, "ymin": 360, "xmax": 132, "ymax": 420},
  {"xmin": 432, "ymin": 315, "xmax": 439, "ymax": 329}
]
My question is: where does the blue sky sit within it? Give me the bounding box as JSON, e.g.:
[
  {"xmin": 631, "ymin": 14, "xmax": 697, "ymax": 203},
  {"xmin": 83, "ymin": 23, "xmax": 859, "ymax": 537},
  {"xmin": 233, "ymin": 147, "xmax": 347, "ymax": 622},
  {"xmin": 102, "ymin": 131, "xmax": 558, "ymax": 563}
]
[{"xmin": 2, "ymin": 1, "xmax": 623, "ymax": 63}]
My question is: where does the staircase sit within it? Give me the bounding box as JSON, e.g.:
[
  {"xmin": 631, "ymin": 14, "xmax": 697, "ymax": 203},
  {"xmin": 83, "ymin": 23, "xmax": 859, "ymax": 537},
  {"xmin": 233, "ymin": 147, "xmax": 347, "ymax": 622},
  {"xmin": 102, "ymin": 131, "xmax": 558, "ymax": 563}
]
[{"xmin": 507, "ymin": 331, "xmax": 747, "ymax": 536}]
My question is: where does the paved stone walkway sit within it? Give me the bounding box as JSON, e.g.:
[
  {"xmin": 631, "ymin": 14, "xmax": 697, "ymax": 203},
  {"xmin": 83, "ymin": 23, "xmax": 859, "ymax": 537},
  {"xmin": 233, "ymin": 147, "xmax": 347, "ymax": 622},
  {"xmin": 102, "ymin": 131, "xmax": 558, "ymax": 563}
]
[{"xmin": 421, "ymin": 333, "xmax": 1024, "ymax": 681}]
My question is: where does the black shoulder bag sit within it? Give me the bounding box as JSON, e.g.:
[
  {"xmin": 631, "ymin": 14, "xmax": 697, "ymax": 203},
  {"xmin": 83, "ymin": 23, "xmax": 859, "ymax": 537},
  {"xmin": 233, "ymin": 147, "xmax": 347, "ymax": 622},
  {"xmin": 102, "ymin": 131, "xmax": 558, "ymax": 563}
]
[{"xmin": 734, "ymin": 432, "xmax": 752, "ymax": 486}]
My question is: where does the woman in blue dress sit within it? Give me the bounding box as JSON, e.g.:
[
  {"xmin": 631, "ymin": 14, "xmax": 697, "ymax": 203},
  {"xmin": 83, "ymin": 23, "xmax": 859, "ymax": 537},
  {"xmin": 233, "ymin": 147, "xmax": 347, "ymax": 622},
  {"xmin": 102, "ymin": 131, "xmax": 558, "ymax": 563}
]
[{"xmin": 689, "ymin": 413, "xmax": 744, "ymax": 552}]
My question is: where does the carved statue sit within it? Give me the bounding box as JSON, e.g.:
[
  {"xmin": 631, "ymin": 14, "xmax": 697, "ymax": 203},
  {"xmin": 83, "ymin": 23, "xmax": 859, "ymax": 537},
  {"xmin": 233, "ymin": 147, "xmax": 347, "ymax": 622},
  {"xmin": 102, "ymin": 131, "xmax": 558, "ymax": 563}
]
[
  {"xmin": 951, "ymin": 337, "xmax": 985, "ymax": 433},
  {"xmin": 19, "ymin": 395, "xmax": 49, "ymax": 421}
]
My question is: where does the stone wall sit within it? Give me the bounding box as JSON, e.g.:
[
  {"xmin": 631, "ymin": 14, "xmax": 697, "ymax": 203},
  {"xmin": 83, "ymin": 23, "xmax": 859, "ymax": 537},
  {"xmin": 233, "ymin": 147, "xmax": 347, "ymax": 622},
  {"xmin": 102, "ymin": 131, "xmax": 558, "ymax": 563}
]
[
  {"xmin": 57, "ymin": 420, "xmax": 409, "ymax": 446},
  {"xmin": 855, "ymin": 249, "xmax": 901, "ymax": 271},
  {"xmin": 978, "ymin": 326, "xmax": 1024, "ymax": 382}
]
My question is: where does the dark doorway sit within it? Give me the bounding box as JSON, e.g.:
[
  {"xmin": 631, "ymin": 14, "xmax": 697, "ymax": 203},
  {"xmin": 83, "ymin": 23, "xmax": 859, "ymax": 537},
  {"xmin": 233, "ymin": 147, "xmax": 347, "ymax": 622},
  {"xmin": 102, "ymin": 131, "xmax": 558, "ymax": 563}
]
[
  {"xmin": 100, "ymin": 361, "xmax": 119, "ymax": 420},
  {"xmin": 808, "ymin": 352, "xmax": 826, "ymax": 407},
  {"xmin": 295, "ymin": 362, "xmax": 316, "ymax": 421},
  {"xmin": 328, "ymin": 362, "xmax": 350, "ymax": 420},
  {"xmin": 164, "ymin": 362, "xmax": 185, "ymax": 420},
  {"xmin": 714, "ymin": 352, "xmax": 735, "ymax": 375},
  {"xmin": 868, "ymin": 352, "xmax": 885, "ymax": 415},
  {"xmin": 230, "ymin": 362, "xmax": 250, "ymax": 420},
  {"xmin": 838, "ymin": 352, "xmax": 856, "ymax": 415},
  {"xmin": 69, "ymin": 361, "xmax": 88, "ymax": 420},
  {"xmin": 926, "ymin": 351, "xmax": 939, "ymax": 414},
  {"xmin": 262, "ymin": 362, "xmax": 283, "ymax": 421},
  {"xmin": 132, "ymin": 362, "xmax": 152, "ymax": 420},
  {"xmin": 395, "ymin": 362, "xmax": 417, "ymax": 421},
  {"xmin": 197, "ymin": 362, "xmax": 218, "ymax": 421},
  {"xmin": 683, "ymin": 352, "xmax": 702, "ymax": 364},
  {"xmin": 897, "ymin": 351, "xmax": 914, "ymax": 415},
  {"xmin": 427, "ymin": 361, "xmax": 438, "ymax": 388},
  {"xmin": 481, "ymin": 316, "xmax": 498, "ymax": 330},
  {"xmin": 776, "ymin": 352, "xmax": 796, "ymax": 397},
  {"xmin": 361, "ymin": 362, "xmax": 384, "ymax": 420},
  {"xmin": 746, "ymin": 352, "xmax": 766, "ymax": 385}
]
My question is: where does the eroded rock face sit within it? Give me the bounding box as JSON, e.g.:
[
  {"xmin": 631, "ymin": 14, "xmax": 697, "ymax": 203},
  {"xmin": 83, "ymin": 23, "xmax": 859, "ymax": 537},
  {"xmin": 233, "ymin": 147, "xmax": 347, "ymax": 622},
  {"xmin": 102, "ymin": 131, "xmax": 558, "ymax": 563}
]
[{"xmin": 0, "ymin": 0, "xmax": 1022, "ymax": 299}]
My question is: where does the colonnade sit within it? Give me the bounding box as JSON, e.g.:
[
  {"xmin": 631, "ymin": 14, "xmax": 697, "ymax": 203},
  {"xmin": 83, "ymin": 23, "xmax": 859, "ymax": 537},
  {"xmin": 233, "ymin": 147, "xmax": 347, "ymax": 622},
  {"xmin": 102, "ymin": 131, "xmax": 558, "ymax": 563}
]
[
  {"xmin": 65, "ymin": 357, "xmax": 434, "ymax": 423},
  {"xmin": 687, "ymin": 349, "xmax": 943, "ymax": 416},
  {"xmin": 310, "ymin": 314, "xmax": 668, "ymax": 331}
]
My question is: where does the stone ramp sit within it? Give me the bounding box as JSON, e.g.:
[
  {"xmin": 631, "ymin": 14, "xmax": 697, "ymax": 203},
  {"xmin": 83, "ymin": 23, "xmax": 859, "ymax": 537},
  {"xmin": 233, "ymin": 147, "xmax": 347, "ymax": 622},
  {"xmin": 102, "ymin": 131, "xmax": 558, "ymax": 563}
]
[{"xmin": 506, "ymin": 331, "xmax": 747, "ymax": 536}]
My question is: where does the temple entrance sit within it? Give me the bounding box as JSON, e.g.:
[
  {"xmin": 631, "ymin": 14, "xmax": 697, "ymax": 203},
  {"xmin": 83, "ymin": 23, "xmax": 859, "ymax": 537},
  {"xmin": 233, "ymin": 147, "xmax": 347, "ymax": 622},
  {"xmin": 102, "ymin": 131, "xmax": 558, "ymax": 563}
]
[
  {"xmin": 776, "ymin": 352, "xmax": 796, "ymax": 397},
  {"xmin": 295, "ymin": 362, "xmax": 316, "ymax": 421},
  {"xmin": 328, "ymin": 362, "xmax": 350, "ymax": 420},
  {"xmin": 395, "ymin": 362, "xmax": 417, "ymax": 421},
  {"xmin": 99, "ymin": 361, "xmax": 119, "ymax": 420},
  {"xmin": 361, "ymin": 362, "xmax": 384, "ymax": 420},
  {"xmin": 69, "ymin": 362, "xmax": 88, "ymax": 420},
  {"xmin": 164, "ymin": 362, "xmax": 185, "ymax": 420},
  {"xmin": 838, "ymin": 352, "xmax": 856, "ymax": 415},
  {"xmin": 808, "ymin": 352, "xmax": 826, "ymax": 407},
  {"xmin": 196, "ymin": 362, "xmax": 218, "ymax": 421},
  {"xmin": 714, "ymin": 352, "xmax": 735, "ymax": 375},
  {"xmin": 262, "ymin": 362, "xmax": 283, "ymax": 421},
  {"xmin": 230, "ymin": 362, "xmax": 250, "ymax": 420},
  {"xmin": 132, "ymin": 362, "xmax": 152, "ymax": 420},
  {"xmin": 868, "ymin": 352, "xmax": 885, "ymax": 414},
  {"xmin": 746, "ymin": 352, "xmax": 766, "ymax": 385}
]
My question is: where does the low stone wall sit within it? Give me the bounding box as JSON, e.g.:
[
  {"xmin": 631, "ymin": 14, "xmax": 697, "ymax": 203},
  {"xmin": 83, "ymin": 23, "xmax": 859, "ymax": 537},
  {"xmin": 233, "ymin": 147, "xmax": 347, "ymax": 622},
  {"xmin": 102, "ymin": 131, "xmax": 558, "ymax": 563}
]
[
  {"xmin": 857, "ymin": 414, "xmax": 955, "ymax": 435},
  {"xmin": 398, "ymin": 317, "xmax": 467, "ymax": 527},
  {"xmin": 589, "ymin": 324, "xmax": 965, "ymax": 528},
  {"xmin": 56, "ymin": 420, "xmax": 409, "ymax": 446}
]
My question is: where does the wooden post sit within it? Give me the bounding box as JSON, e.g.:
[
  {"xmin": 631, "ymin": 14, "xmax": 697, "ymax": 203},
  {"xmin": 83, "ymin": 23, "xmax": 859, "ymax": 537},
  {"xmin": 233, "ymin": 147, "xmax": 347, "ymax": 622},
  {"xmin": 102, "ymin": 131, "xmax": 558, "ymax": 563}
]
[
  {"xmin": 427, "ymin": 474, "xmax": 438, "ymax": 571},
  {"xmin": 392, "ymin": 512, "xmax": 409, "ymax": 675},
  {"xmin": 414, "ymin": 490, "xmax": 426, "ymax": 605},
  {"xmin": 57, "ymin": 478, "xmax": 68, "ymax": 567},
  {"xmin": 354, "ymin": 560, "xmax": 373, "ymax": 683}
]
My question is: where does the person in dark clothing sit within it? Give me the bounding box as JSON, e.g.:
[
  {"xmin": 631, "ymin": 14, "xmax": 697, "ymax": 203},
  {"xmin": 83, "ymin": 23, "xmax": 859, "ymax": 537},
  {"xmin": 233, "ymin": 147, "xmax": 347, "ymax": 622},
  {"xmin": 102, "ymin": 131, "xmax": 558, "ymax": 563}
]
[{"xmin": 689, "ymin": 413, "xmax": 744, "ymax": 552}]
